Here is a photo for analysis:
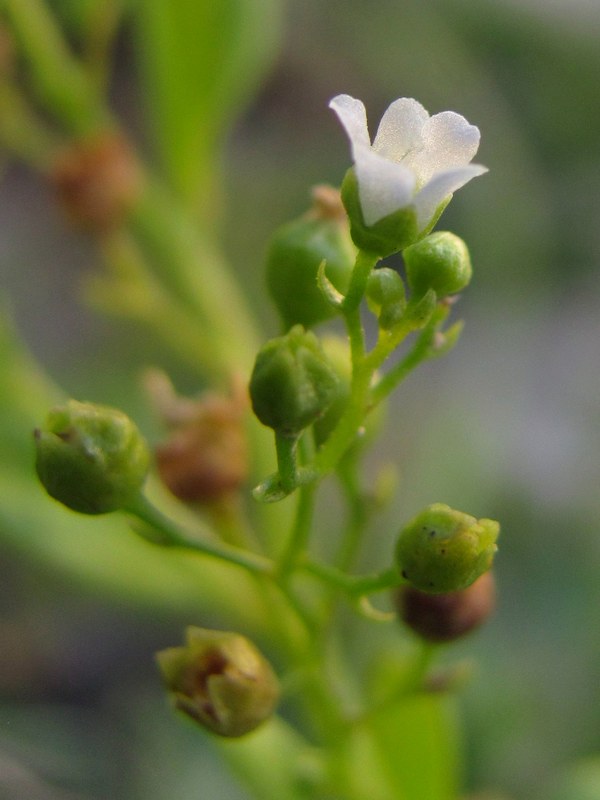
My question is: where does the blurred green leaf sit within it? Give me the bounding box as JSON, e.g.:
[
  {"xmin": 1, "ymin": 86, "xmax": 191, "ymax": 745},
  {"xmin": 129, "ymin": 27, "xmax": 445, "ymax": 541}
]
[
  {"xmin": 48, "ymin": 0, "xmax": 128, "ymax": 39},
  {"xmin": 548, "ymin": 757, "xmax": 600, "ymax": 800},
  {"xmin": 218, "ymin": 718, "xmax": 320, "ymax": 800},
  {"xmin": 370, "ymin": 694, "xmax": 460, "ymax": 800},
  {"xmin": 132, "ymin": 0, "xmax": 282, "ymax": 204}
]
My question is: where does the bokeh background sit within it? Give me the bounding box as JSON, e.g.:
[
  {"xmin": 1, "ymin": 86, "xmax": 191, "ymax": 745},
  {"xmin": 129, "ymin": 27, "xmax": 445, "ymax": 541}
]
[{"xmin": 1, "ymin": 0, "xmax": 600, "ymax": 798}]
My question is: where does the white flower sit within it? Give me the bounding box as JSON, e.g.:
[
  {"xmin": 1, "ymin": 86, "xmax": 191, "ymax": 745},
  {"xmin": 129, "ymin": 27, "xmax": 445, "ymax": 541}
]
[{"xmin": 329, "ymin": 94, "xmax": 487, "ymax": 230}]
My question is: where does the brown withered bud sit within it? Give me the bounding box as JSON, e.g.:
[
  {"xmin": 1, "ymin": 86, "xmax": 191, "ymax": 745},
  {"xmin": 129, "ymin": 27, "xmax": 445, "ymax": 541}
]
[
  {"xmin": 156, "ymin": 627, "xmax": 280, "ymax": 738},
  {"xmin": 394, "ymin": 570, "xmax": 496, "ymax": 643},
  {"xmin": 145, "ymin": 370, "xmax": 248, "ymax": 504},
  {"xmin": 50, "ymin": 133, "xmax": 140, "ymax": 231}
]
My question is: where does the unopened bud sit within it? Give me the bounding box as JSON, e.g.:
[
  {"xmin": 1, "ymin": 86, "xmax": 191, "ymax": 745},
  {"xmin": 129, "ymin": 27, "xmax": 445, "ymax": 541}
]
[
  {"xmin": 395, "ymin": 570, "xmax": 496, "ymax": 642},
  {"xmin": 366, "ymin": 267, "xmax": 406, "ymax": 329},
  {"xmin": 249, "ymin": 325, "xmax": 339, "ymax": 437},
  {"xmin": 156, "ymin": 627, "xmax": 280, "ymax": 738},
  {"xmin": 403, "ymin": 231, "xmax": 472, "ymax": 298},
  {"xmin": 34, "ymin": 399, "xmax": 149, "ymax": 514},
  {"xmin": 395, "ymin": 503, "xmax": 499, "ymax": 593},
  {"xmin": 266, "ymin": 186, "xmax": 355, "ymax": 329},
  {"xmin": 50, "ymin": 133, "xmax": 140, "ymax": 231}
]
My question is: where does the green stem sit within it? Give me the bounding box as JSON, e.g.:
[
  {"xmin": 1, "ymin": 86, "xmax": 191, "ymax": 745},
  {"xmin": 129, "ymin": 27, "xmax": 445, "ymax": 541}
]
[
  {"xmin": 313, "ymin": 359, "xmax": 372, "ymax": 478},
  {"xmin": 124, "ymin": 494, "xmax": 274, "ymax": 577},
  {"xmin": 3, "ymin": 0, "xmax": 107, "ymax": 134},
  {"xmin": 275, "ymin": 432, "xmax": 298, "ymax": 493},
  {"xmin": 342, "ymin": 250, "xmax": 377, "ymax": 313},
  {"xmin": 278, "ymin": 429, "xmax": 318, "ymax": 574},
  {"xmin": 278, "ymin": 481, "xmax": 318, "ymax": 579},
  {"xmin": 301, "ymin": 560, "xmax": 402, "ymax": 597},
  {"xmin": 371, "ymin": 303, "xmax": 450, "ymax": 404}
]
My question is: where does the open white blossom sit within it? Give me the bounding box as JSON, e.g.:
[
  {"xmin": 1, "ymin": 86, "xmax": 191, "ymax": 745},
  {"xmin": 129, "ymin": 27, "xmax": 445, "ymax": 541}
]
[{"xmin": 330, "ymin": 94, "xmax": 487, "ymax": 230}]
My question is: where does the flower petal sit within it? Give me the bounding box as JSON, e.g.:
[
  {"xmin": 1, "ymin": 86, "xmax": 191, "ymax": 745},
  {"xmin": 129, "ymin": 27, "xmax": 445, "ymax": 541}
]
[
  {"xmin": 372, "ymin": 98, "xmax": 429, "ymax": 162},
  {"xmin": 329, "ymin": 94, "xmax": 371, "ymax": 158},
  {"xmin": 354, "ymin": 145, "xmax": 416, "ymax": 225},
  {"xmin": 413, "ymin": 164, "xmax": 488, "ymax": 230},
  {"xmin": 405, "ymin": 112, "xmax": 481, "ymax": 185}
]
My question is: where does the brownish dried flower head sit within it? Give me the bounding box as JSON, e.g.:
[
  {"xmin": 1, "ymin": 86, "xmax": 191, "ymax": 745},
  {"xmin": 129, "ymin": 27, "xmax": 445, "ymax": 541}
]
[
  {"xmin": 145, "ymin": 370, "xmax": 248, "ymax": 504},
  {"xmin": 51, "ymin": 133, "xmax": 140, "ymax": 231},
  {"xmin": 156, "ymin": 627, "xmax": 280, "ymax": 738}
]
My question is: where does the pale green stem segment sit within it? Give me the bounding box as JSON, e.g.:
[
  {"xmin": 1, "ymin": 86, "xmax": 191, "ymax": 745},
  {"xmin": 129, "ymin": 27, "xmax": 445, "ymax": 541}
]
[
  {"xmin": 3, "ymin": 0, "xmax": 107, "ymax": 135},
  {"xmin": 278, "ymin": 434, "xmax": 317, "ymax": 577},
  {"xmin": 124, "ymin": 494, "xmax": 274, "ymax": 577}
]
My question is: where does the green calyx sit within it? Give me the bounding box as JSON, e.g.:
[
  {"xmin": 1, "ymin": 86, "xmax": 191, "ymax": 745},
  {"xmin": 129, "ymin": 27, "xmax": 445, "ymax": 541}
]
[
  {"xmin": 34, "ymin": 399, "xmax": 150, "ymax": 514},
  {"xmin": 156, "ymin": 627, "xmax": 280, "ymax": 738},
  {"xmin": 341, "ymin": 168, "xmax": 419, "ymax": 258},
  {"xmin": 395, "ymin": 503, "xmax": 499, "ymax": 593},
  {"xmin": 403, "ymin": 231, "xmax": 472, "ymax": 298},
  {"xmin": 249, "ymin": 325, "xmax": 339, "ymax": 437},
  {"xmin": 266, "ymin": 186, "xmax": 355, "ymax": 329}
]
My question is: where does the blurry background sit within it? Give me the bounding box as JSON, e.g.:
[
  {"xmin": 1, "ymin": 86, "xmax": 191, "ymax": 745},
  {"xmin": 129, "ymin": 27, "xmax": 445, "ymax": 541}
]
[{"xmin": 1, "ymin": 0, "xmax": 600, "ymax": 798}]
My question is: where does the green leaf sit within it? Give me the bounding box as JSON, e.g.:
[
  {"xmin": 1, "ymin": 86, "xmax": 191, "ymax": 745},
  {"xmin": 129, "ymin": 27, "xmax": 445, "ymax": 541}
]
[
  {"xmin": 368, "ymin": 693, "xmax": 461, "ymax": 800},
  {"xmin": 132, "ymin": 0, "xmax": 282, "ymax": 203}
]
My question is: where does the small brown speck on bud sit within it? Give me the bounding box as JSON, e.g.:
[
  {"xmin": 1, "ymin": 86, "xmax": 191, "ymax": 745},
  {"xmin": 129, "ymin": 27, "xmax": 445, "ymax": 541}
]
[
  {"xmin": 50, "ymin": 133, "xmax": 141, "ymax": 231},
  {"xmin": 394, "ymin": 570, "xmax": 496, "ymax": 643},
  {"xmin": 145, "ymin": 370, "xmax": 248, "ymax": 505}
]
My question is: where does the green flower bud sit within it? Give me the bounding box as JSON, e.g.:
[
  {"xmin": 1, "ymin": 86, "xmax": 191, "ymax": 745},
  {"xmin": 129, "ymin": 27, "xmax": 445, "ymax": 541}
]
[
  {"xmin": 395, "ymin": 503, "xmax": 499, "ymax": 593},
  {"xmin": 341, "ymin": 169, "xmax": 419, "ymax": 258},
  {"xmin": 266, "ymin": 186, "xmax": 355, "ymax": 329},
  {"xmin": 394, "ymin": 570, "xmax": 496, "ymax": 642},
  {"xmin": 156, "ymin": 627, "xmax": 280, "ymax": 738},
  {"xmin": 366, "ymin": 268, "xmax": 406, "ymax": 329},
  {"xmin": 34, "ymin": 399, "xmax": 150, "ymax": 514},
  {"xmin": 249, "ymin": 325, "xmax": 339, "ymax": 437},
  {"xmin": 403, "ymin": 231, "xmax": 472, "ymax": 298}
]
